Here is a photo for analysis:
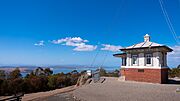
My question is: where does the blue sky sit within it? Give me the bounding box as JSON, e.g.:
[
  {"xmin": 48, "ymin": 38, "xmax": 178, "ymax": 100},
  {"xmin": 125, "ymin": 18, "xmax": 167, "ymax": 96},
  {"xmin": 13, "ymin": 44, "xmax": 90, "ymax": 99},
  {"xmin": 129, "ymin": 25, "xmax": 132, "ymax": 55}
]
[{"xmin": 0, "ymin": 0, "xmax": 179, "ymax": 67}]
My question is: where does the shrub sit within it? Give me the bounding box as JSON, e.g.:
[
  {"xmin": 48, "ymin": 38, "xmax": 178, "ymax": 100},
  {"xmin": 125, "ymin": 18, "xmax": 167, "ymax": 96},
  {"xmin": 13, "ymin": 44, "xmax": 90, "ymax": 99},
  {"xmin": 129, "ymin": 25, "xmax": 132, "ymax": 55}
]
[
  {"xmin": 9, "ymin": 68, "xmax": 22, "ymax": 79},
  {"xmin": 0, "ymin": 70, "xmax": 6, "ymax": 79},
  {"xmin": 168, "ymin": 65, "xmax": 180, "ymax": 78},
  {"xmin": 0, "ymin": 67, "xmax": 81, "ymax": 96},
  {"xmin": 47, "ymin": 75, "xmax": 58, "ymax": 90}
]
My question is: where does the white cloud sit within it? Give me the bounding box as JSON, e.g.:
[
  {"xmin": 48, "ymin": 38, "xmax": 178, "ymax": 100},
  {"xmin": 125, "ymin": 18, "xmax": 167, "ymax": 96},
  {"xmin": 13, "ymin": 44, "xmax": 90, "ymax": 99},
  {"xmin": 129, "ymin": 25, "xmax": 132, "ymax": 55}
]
[
  {"xmin": 73, "ymin": 44, "xmax": 97, "ymax": 51},
  {"xmin": 101, "ymin": 44, "xmax": 122, "ymax": 52},
  {"xmin": 51, "ymin": 37, "xmax": 96, "ymax": 51},
  {"xmin": 52, "ymin": 37, "xmax": 88, "ymax": 45},
  {"xmin": 168, "ymin": 45, "xmax": 180, "ymax": 67},
  {"xmin": 34, "ymin": 40, "xmax": 44, "ymax": 46},
  {"xmin": 64, "ymin": 41, "xmax": 85, "ymax": 47},
  {"xmin": 51, "ymin": 38, "xmax": 68, "ymax": 44},
  {"xmin": 168, "ymin": 45, "xmax": 180, "ymax": 59}
]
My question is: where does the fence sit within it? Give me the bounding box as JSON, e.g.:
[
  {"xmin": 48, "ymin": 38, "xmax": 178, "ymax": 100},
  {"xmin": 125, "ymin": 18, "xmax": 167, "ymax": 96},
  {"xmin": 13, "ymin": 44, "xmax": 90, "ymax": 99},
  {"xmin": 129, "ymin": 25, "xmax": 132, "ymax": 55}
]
[
  {"xmin": 0, "ymin": 93, "xmax": 24, "ymax": 101},
  {"xmin": 92, "ymin": 70, "xmax": 100, "ymax": 82}
]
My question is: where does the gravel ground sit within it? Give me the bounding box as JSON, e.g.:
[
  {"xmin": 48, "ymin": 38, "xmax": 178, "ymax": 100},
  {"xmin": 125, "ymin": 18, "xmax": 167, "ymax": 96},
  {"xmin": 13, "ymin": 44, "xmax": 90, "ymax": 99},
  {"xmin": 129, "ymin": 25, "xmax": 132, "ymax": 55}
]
[{"xmin": 73, "ymin": 77, "xmax": 180, "ymax": 101}]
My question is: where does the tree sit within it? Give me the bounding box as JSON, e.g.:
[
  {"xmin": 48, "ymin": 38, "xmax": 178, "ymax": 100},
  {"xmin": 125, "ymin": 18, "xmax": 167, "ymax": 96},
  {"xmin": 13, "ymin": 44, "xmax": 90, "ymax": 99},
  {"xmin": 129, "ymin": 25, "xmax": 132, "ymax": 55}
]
[
  {"xmin": 47, "ymin": 75, "xmax": 57, "ymax": 90},
  {"xmin": 0, "ymin": 67, "xmax": 81, "ymax": 96},
  {"xmin": 80, "ymin": 70, "xmax": 86, "ymax": 74},
  {"xmin": 44, "ymin": 68, "xmax": 53, "ymax": 76},
  {"xmin": 168, "ymin": 66, "xmax": 180, "ymax": 78},
  {"xmin": 177, "ymin": 65, "xmax": 180, "ymax": 69},
  {"xmin": 70, "ymin": 73, "xmax": 80, "ymax": 85},
  {"xmin": 56, "ymin": 75, "xmax": 66, "ymax": 88},
  {"xmin": 0, "ymin": 70, "xmax": 6, "ymax": 79},
  {"xmin": 71, "ymin": 70, "xmax": 78, "ymax": 74},
  {"xmin": 33, "ymin": 67, "xmax": 53, "ymax": 76},
  {"xmin": 99, "ymin": 68, "xmax": 107, "ymax": 76},
  {"xmin": 109, "ymin": 69, "xmax": 119, "ymax": 77},
  {"xmin": 9, "ymin": 78, "xmax": 24, "ymax": 94},
  {"xmin": 114, "ymin": 69, "xmax": 119, "ymax": 73},
  {"xmin": 9, "ymin": 68, "xmax": 22, "ymax": 79},
  {"xmin": 34, "ymin": 67, "xmax": 45, "ymax": 76},
  {"xmin": 27, "ymin": 76, "xmax": 48, "ymax": 92},
  {"xmin": 0, "ymin": 79, "xmax": 9, "ymax": 95}
]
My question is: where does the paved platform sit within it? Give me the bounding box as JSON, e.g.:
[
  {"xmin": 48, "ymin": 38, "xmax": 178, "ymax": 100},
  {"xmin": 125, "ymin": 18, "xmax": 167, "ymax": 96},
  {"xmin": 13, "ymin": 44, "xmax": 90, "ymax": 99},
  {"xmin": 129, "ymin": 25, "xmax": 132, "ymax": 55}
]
[{"xmin": 73, "ymin": 77, "xmax": 180, "ymax": 101}]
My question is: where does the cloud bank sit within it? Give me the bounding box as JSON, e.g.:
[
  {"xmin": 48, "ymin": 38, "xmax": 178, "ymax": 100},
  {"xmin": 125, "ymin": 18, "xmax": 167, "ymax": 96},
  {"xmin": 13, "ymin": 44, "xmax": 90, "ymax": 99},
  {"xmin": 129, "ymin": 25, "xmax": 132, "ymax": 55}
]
[{"xmin": 52, "ymin": 37, "xmax": 97, "ymax": 51}]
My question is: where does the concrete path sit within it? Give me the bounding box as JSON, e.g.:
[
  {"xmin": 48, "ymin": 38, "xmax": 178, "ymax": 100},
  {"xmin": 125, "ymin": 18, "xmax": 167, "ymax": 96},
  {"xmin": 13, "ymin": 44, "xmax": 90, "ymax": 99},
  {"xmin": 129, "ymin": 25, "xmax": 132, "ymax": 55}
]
[
  {"xmin": 22, "ymin": 86, "xmax": 76, "ymax": 101},
  {"xmin": 73, "ymin": 77, "xmax": 180, "ymax": 101},
  {"xmin": 32, "ymin": 92, "xmax": 77, "ymax": 101}
]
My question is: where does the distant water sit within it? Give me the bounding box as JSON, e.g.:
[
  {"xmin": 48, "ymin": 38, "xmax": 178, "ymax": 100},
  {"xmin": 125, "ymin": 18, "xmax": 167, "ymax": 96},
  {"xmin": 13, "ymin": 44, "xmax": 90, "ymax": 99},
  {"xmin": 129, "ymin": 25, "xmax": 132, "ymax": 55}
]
[{"xmin": 20, "ymin": 67, "xmax": 119, "ymax": 77}]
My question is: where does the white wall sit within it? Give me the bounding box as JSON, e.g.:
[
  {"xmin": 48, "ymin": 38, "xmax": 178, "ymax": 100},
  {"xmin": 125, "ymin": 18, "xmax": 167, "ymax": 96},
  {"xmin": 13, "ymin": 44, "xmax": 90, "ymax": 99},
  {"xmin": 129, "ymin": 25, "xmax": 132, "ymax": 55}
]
[
  {"xmin": 153, "ymin": 52, "xmax": 160, "ymax": 67},
  {"xmin": 123, "ymin": 52, "xmax": 168, "ymax": 69},
  {"xmin": 138, "ymin": 53, "xmax": 144, "ymax": 66},
  {"xmin": 126, "ymin": 54, "xmax": 131, "ymax": 66}
]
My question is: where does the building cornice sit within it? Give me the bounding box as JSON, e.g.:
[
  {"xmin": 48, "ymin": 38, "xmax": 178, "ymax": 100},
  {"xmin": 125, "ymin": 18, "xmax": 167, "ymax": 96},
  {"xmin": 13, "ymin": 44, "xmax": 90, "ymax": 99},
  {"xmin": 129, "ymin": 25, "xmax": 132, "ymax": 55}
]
[{"xmin": 121, "ymin": 66, "xmax": 169, "ymax": 69}]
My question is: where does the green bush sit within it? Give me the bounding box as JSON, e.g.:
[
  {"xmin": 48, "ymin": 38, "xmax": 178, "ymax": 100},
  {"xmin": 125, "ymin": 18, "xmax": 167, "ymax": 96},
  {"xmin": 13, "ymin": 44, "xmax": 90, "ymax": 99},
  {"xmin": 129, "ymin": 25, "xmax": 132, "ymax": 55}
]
[
  {"xmin": 98, "ymin": 68, "xmax": 119, "ymax": 77},
  {"xmin": 47, "ymin": 75, "xmax": 58, "ymax": 90},
  {"xmin": 169, "ymin": 65, "xmax": 180, "ymax": 78},
  {"xmin": 0, "ymin": 68, "xmax": 81, "ymax": 96}
]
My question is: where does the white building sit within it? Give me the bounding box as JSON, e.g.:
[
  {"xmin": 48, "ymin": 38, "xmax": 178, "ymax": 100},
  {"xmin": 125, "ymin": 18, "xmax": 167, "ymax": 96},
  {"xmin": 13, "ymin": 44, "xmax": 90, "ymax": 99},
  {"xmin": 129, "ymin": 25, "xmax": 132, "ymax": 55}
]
[{"xmin": 114, "ymin": 34, "xmax": 173, "ymax": 83}]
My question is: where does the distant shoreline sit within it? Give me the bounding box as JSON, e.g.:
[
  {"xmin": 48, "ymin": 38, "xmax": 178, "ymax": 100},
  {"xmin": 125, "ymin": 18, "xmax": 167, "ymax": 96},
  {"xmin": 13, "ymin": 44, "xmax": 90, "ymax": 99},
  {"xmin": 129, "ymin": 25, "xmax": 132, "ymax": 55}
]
[
  {"xmin": 0, "ymin": 66, "xmax": 119, "ymax": 77},
  {"xmin": 0, "ymin": 67, "xmax": 28, "ymax": 72}
]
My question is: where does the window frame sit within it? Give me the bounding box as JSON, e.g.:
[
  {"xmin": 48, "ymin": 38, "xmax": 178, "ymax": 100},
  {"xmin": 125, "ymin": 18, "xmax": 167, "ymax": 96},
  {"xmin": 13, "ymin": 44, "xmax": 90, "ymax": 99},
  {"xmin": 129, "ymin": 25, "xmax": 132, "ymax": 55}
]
[
  {"xmin": 132, "ymin": 54, "xmax": 138, "ymax": 65},
  {"xmin": 145, "ymin": 53, "xmax": 152, "ymax": 66},
  {"xmin": 122, "ymin": 57, "xmax": 127, "ymax": 66}
]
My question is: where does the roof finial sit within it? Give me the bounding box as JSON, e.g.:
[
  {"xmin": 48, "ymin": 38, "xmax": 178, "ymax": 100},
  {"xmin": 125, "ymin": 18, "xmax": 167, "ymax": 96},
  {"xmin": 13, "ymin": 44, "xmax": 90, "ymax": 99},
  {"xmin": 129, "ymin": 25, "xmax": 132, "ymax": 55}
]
[{"xmin": 144, "ymin": 34, "xmax": 150, "ymax": 42}]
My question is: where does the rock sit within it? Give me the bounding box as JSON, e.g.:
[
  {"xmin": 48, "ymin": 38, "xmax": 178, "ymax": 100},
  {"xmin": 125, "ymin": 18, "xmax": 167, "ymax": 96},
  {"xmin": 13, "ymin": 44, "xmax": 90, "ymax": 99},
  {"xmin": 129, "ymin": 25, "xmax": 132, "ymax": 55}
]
[{"xmin": 76, "ymin": 74, "xmax": 90, "ymax": 87}]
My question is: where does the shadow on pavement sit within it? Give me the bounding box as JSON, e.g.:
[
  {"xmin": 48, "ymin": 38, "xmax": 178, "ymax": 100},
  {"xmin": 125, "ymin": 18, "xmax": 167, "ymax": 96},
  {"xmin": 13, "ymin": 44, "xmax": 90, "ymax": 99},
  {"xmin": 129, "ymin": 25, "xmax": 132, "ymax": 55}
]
[{"xmin": 168, "ymin": 79, "xmax": 180, "ymax": 85}]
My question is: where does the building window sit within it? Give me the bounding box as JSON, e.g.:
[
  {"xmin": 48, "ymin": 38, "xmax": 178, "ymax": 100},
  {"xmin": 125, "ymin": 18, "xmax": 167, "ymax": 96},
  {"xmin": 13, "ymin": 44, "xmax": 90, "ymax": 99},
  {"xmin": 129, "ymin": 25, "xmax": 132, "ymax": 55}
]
[
  {"xmin": 132, "ymin": 55, "xmax": 138, "ymax": 65},
  {"xmin": 146, "ymin": 53, "xmax": 152, "ymax": 65},
  {"xmin": 122, "ymin": 57, "xmax": 127, "ymax": 66}
]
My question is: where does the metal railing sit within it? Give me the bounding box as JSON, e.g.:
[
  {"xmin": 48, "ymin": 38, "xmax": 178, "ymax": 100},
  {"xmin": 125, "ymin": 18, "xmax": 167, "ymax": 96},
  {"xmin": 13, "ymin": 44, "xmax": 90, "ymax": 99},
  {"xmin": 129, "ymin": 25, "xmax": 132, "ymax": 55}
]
[
  {"xmin": 92, "ymin": 70, "xmax": 100, "ymax": 82},
  {"xmin": 0, "ymin": 93, "xmax": 24, "ymax": 101}
]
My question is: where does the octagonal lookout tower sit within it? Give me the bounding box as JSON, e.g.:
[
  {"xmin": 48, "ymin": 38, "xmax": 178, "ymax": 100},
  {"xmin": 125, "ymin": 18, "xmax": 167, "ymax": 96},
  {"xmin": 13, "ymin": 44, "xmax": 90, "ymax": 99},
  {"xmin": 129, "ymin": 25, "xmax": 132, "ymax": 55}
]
[{"xmin": 113, "ymin": 34, "xmax": 173, "ymax": 84}]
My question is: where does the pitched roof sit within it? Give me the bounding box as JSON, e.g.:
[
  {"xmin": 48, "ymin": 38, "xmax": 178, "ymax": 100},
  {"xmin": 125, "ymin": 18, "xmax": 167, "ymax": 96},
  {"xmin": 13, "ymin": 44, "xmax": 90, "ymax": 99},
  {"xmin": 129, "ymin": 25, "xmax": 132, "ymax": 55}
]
[
  {"xmin": 126, "ymin": 41, "xmax": 162, "ymax": 49},
  {"xmin": 113, "ymin": 53, "xmax": 126, "ymax": 57},
  {"xmin": 120, "ymin": 41, "xmax": 172, "ymax": 51},
  {"xmin": 120, "ymin": 34, "xmax": 173, "ymax": 52}
]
